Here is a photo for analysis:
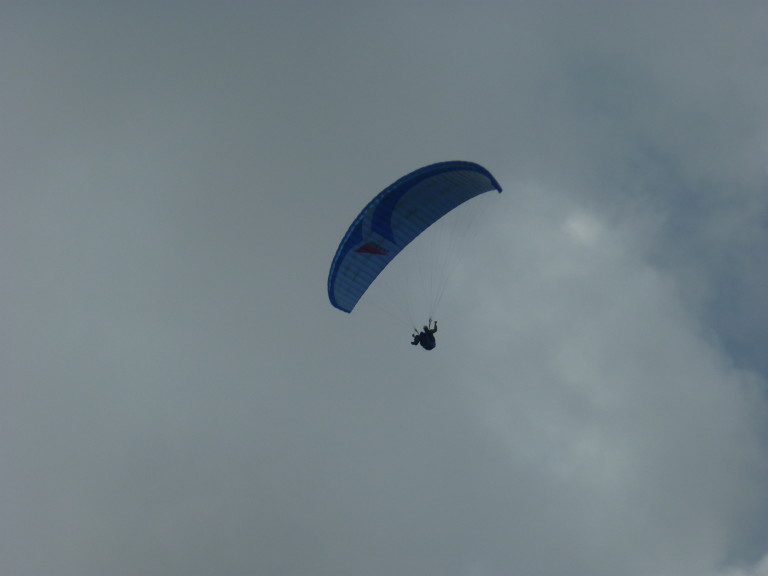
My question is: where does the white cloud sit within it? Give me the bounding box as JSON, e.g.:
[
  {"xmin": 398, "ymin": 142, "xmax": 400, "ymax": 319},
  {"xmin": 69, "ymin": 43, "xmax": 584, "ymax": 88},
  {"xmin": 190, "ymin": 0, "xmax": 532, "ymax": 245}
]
[
  {"xmin": 564, "ymin": 212, "xmax": 603, "ymax": 247},
  {"xmin": 721, "ymin": 554, "xmax": 768, "ymax": 576},
  {"xmin": 451, "ymin": 184, "xmax": 768, "ymax": 575}
]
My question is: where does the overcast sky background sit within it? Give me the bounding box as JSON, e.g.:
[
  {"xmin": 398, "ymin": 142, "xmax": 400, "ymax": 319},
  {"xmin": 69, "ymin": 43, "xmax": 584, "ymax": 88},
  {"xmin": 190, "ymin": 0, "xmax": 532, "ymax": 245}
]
[{"xmin": 2, "ymin": 2, "xmax": 768, "ymax": 575}]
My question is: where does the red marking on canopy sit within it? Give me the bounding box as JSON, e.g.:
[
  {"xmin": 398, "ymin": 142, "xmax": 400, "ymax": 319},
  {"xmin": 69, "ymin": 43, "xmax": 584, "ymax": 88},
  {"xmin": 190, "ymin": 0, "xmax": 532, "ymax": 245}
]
[{"xmin": 355, "ymin": 242, "xmax": 388, "ymax": 255}]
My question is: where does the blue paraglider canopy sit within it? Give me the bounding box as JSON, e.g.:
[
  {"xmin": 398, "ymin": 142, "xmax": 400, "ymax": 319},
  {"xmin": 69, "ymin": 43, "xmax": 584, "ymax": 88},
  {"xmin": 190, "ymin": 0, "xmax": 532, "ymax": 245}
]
[{"xmin": 328, "ymin": 161, "xmax": 502, "ymax": 313}]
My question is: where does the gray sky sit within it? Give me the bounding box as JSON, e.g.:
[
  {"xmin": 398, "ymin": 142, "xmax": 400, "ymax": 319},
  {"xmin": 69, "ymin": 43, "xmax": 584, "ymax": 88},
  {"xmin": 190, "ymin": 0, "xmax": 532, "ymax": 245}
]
[{"xmin": 2, "ymin": 2, "xmax": 768, "ymax": 575}]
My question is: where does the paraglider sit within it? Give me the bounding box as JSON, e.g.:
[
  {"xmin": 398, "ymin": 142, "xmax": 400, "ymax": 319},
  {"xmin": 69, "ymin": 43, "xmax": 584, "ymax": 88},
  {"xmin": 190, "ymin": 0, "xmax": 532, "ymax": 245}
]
[
  {"xmin": 327, "ymin": 161, "xmax": 502, "ymax": 347},
  {"xmin": 411, "ymin": 319, "xmax": 438, "ymax": 350}
]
